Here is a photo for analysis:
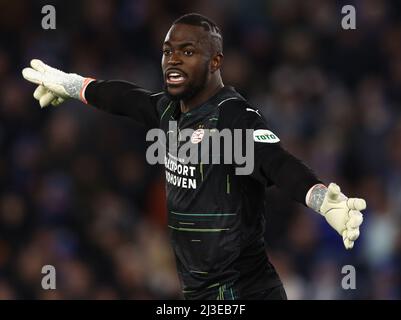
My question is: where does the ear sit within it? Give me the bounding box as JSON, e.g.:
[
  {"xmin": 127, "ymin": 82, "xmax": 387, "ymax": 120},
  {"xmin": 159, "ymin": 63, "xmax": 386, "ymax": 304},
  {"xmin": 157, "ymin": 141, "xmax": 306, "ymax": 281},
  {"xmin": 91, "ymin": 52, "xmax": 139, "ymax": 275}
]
[{"xmin": 210, "ymin": 53, "xmax": 223, "ymax": 73}]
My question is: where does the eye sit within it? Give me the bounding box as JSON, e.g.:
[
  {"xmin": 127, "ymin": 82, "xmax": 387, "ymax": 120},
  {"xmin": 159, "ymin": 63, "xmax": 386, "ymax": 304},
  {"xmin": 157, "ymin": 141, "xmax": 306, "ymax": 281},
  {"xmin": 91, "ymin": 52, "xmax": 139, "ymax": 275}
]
[
  {"xmin": 163, "ymin": 49, "xmax": 172, "ymax": 56},
  {"xmin": 184, "ymin": 50, "xmax": 194, "ymax": 56}
]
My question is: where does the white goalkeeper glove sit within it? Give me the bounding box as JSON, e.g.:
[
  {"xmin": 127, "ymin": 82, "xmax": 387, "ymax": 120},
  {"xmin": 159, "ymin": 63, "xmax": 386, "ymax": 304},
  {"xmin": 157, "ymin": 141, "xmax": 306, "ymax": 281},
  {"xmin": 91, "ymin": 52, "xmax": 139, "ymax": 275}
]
[
  {"xmin": 22, "ymin": 59, "xmax": 94, "ymax": 108},
  {"xmin": 306, "ymin": 183, "xmax": 366, "ymax": 250}
]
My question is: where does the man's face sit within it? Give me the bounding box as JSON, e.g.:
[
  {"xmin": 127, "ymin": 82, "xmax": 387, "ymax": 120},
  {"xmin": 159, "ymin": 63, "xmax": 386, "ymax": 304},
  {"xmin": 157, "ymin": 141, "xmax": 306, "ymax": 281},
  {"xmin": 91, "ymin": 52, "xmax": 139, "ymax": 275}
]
[{"xmin": 162, "ymin": 24, "xmax": 212, "ymax": 101}]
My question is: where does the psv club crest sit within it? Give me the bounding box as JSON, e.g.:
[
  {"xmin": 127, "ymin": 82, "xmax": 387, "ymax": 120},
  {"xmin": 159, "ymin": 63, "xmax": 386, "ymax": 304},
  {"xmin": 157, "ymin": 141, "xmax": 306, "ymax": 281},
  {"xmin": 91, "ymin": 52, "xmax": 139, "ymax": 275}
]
[{"xmin": 191, "ymin": 128, "xmax": 205, "ymax": 144}]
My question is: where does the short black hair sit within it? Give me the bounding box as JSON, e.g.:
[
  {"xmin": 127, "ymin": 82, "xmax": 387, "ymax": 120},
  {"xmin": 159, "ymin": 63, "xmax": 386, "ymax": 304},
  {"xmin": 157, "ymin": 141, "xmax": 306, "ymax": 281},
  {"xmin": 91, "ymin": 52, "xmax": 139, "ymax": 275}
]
[{"xmin": 173, "ymin": 13, "xmax": 223, "ymax": 54}]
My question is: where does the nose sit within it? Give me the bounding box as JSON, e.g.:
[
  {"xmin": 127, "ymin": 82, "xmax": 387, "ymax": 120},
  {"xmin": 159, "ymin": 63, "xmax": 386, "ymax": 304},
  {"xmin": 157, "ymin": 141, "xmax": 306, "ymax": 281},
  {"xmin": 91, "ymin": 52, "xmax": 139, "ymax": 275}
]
[{"xmin": 168, "ymin": 51, "xmax": 182, "ymax": 66}]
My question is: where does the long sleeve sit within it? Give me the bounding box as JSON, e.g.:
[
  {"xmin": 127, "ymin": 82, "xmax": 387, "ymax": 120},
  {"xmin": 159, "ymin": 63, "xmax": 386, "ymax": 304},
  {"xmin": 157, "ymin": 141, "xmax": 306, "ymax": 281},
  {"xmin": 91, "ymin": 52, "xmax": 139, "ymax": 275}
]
[
  {"xmin": 221, "ymin": 101, "xmax": 321, "ymax": 205},
  {"xmin": 85, "ymin": 80, "xmax": 160, "ymax": 129},
  {"xmin": 252, "ymin": 139, "xmax": 321, "ymax": 206}
]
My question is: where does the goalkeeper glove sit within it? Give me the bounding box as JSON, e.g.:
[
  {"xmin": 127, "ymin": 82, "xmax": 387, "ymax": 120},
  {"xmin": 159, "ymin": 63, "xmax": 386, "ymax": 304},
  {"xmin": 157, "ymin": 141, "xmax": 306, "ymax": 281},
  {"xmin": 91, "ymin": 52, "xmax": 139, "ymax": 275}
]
[
  {"xmin": 22, "ymin": 59, "xmax": 94, "ymax": 108},
  {"xmin": 306, "ymin": 183, "xmax": 366, "ymax": 250}
]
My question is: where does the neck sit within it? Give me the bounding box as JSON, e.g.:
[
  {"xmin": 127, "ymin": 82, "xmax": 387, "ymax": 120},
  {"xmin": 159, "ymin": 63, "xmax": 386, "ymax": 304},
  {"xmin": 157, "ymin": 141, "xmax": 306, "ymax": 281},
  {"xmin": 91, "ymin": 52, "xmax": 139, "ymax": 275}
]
[{"xmin": 180, "ymin": 77, "xmax": 224, "ymax": 113}]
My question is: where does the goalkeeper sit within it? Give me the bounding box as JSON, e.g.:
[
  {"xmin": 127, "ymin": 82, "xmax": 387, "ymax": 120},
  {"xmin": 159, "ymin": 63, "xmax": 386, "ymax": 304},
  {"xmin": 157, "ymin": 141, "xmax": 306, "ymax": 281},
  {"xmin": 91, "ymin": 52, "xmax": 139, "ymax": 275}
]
[{"xmin": 22, "ymin": 13, "xmax": 366, "ymax": 300}]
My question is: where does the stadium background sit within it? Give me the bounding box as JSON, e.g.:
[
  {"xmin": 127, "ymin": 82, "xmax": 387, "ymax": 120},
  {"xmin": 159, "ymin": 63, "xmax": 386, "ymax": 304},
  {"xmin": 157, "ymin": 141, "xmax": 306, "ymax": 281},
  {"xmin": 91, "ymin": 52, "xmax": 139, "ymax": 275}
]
[{"xmin": 0, "ymin": 0, "xmax": 400, "ymax": 299}]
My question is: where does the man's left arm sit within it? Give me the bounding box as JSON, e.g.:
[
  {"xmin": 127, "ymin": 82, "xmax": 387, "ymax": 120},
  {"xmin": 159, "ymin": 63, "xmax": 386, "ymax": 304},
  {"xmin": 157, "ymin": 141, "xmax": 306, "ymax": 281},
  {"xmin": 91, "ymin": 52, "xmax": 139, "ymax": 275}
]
[{"xmin": 234, "ymin": 108, "xmax": 366, "ymax": 249}]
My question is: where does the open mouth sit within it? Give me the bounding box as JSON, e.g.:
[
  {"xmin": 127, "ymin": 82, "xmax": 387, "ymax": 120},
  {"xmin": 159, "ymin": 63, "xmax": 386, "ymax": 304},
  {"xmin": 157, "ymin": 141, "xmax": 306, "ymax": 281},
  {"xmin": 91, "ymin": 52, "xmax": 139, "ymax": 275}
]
[{"xmin": 166, "ymin": 69, "xmax": 187, "ymax": 85}]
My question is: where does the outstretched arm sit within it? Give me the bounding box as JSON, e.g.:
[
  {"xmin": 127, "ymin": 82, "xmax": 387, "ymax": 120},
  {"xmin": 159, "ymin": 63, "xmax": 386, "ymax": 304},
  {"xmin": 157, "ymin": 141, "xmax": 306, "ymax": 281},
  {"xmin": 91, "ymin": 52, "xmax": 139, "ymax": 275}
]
[
  {"xmin": 256, "ymin": 137, "xmax": 366, "ymax": 250},
  {"xmin": 22, "ymin": 59, "xmax": 160, "ymax": 128},
  {"xmin": 230, "ymin": 105, "xmax": 366, "ymax": 250}
]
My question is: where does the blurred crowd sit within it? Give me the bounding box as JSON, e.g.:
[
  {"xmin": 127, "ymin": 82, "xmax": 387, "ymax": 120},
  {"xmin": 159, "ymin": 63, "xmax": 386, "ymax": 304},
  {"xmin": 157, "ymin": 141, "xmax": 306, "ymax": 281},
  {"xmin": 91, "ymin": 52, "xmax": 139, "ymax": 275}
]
[{"xmin": 0, "ymin": 0, "xmax": 400, "ymax": 299}]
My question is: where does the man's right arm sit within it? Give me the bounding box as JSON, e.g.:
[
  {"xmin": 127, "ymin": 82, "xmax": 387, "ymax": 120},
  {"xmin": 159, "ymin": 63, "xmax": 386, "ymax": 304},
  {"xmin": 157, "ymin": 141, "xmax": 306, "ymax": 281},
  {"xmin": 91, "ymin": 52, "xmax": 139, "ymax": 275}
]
[
  {"xmin": 84, "ymin": 80, "xmax": 160, "ymax": 128},
  {"xmin": 22, "ymin": 59, "xmax": 160, "ymax": 128}
]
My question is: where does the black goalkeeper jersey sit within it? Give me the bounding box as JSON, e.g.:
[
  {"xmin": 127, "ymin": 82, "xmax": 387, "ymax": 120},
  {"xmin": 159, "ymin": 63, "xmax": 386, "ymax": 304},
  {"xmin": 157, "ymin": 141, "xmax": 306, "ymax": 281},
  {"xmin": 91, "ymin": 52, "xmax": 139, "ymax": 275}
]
[{"xmin": 85, "ymin": 81, "xmax": 320, "ymax": 299}]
